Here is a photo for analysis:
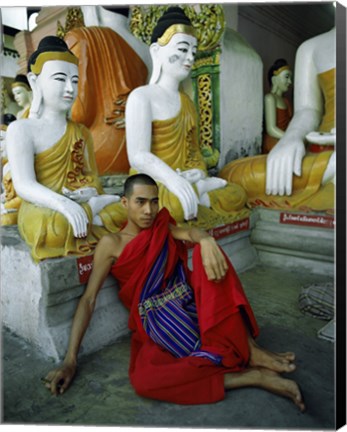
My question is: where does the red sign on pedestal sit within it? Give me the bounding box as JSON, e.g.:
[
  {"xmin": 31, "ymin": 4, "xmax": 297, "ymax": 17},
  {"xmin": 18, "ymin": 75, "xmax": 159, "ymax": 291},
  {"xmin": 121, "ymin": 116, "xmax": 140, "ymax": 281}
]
[
  {"xmin": 77, "ymin": 255, "xmax": 94, "ymax": 284},
  {"xmin": 280, "ymin": 212, "xmax": 335, "ymax": 229},
  {"xmin": 185, "ymin": 217, "xmax": 250, "ymax": 248}
]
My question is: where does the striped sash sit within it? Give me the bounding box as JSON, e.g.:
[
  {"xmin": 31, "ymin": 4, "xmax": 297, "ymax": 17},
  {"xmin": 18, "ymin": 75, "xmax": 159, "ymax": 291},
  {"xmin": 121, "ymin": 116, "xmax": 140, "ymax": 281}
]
[{"xmin": 138, "ymin": 240, "xmax": 222, "ymax": 365}]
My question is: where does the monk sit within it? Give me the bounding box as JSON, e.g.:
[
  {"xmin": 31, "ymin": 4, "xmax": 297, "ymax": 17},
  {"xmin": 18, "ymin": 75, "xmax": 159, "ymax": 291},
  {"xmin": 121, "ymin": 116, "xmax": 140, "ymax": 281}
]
[
  {"xmin": 43, "ymin": 173, "xmax": 305, "ymax": 411},
  {"xmin": 6, "ymin": 36, "xmax": 126, "ymax": 261}
]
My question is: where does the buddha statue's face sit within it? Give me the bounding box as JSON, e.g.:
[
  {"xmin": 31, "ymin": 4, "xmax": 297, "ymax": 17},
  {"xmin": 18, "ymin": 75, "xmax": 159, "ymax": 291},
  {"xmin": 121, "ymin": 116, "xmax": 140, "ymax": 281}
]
[
  {"xmin": 12, "ymin": 86, "xmax": 31, "ymax": 108},
  {"xmin": 36, "ymin": 60, "xmax": 79, "ymax": 112},
  {"xmin": 158, "ymin": 33, "xmax": 197, "ymax": 82},
  {"xmin": 273, "ymin": 69, "xmax": 293, "ymax": 93}
]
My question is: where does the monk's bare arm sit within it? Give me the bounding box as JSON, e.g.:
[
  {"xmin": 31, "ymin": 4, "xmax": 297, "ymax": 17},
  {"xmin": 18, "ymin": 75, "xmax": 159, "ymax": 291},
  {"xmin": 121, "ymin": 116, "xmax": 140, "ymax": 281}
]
[
  {"xmin": 169, "ymin": 225, "xmax": 228, "ymax": 281},
  {"xmin": 43, "ymin": 234, "xmax": 120, "ymax": 395}
]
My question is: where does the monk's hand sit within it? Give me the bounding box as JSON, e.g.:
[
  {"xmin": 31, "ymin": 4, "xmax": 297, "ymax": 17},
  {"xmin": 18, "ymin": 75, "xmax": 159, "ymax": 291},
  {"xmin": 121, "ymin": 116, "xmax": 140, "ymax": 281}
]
[
  {"xmin": 200, "ymin": 237, "xmax": 228, "ymax": 282},
  {"xmin": 42, "ymin": 362, "xmax": 76, "ymax": 396}
]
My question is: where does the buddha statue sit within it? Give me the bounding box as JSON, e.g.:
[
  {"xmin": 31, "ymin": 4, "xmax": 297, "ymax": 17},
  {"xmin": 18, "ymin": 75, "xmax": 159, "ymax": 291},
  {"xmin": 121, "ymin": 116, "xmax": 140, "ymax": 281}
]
[
  {"xmin": 220, "ymin": 27, "xmax": 335, "ymax": 214},
  {"xmin": 1, "ymin": 75, "xmax": 33, "ymax": 224},
  {"xmin": 1, "ymin": 113, "xmax": 19, "ymax": 225},
  {"xmin": 125, "ymin": 7, "xmax": 248, "ymax": 229},
  {"xmin": 64, "ymin": 5, "xmax": 150, "ymax": 175},
  {"xmin": 6, "ymin": 36, "xmax": 127, "ymax": 261},
  {"xmin": 263, "ymin": 59, "xmax": 293, "ymax": 154},
  {"xmin": 11, "ymin": 74, "xmax": 32, "ymax": 119}
]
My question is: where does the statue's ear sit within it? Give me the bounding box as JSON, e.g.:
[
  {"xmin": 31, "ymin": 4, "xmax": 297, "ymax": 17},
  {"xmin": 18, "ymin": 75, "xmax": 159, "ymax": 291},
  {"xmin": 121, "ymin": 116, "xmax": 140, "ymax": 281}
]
[
  {"xmin": 149, "ymin": 43, "xmax": 162, "ymax": 85},
  {"xmin": 271, "ymin": 75, "xmax": 278, "ymax": 89},
  {"xmin": 27, "ymin": 72, "xmax": 37, "ymax": 90},
  {"xmin": 149, "ymin": 43, "xmax": 160, "ymax": 57},
  {"xmin": 27, "ymin": 72, "xmax": 42, "ymax": 119}
]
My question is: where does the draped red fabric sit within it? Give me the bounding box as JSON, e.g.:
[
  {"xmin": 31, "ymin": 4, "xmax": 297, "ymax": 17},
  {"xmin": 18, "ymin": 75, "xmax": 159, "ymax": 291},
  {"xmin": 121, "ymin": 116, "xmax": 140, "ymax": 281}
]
[{"xmin": 111, "ymin": 208, "xmax": 259, "ymax": 404}]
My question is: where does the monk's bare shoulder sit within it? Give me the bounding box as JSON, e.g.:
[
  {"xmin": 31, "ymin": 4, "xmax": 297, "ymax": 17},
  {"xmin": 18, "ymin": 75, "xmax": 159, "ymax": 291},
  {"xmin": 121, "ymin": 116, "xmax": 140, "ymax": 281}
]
[
  {"xmin": 97, "ymin": 231, "xmax": 136, "ymax": 263},
  {"xmin": 97, "ymin": 233, "xmax": 123, "ymax": 261}
]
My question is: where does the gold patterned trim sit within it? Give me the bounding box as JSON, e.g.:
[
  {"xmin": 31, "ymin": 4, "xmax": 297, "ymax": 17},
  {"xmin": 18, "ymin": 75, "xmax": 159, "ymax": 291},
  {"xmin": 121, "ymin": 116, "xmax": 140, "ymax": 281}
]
[
  {"xmin": 273, "ymin": 65, "xmax": 290, "ymax": 76},
  {"xmin": 30, "ymin": 51, "xmax": 78, "ymax": 75},
  {"xmin": 11, "ymin": 82, "xmax": 30, "ymax": 91},
  {"xmin": 157, "ymin": 24, "xmax": 197, "ymax": 46}
]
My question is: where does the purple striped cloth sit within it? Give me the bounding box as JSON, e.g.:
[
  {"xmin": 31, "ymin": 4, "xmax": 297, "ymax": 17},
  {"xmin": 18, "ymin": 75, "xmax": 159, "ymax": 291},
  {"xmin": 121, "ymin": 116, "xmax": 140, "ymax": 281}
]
[{"xmin": 138, "ymin": 240, "xmax": 222, "ymax": 365}]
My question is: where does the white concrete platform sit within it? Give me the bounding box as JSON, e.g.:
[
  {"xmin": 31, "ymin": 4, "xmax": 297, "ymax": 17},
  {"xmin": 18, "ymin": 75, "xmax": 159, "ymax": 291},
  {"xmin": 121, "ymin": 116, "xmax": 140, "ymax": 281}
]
[{"xmin": 251, "ymin": 208, "xmax": 335, "ymax": 277}]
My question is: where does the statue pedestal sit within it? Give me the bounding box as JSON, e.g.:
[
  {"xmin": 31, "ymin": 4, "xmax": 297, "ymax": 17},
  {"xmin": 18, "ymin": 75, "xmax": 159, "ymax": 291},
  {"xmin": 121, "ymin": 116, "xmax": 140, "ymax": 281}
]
[
  {"xmin": 1, "ymin": 226, "xmax": 129, "ymax": 362},
  {"xmin": 251, "ymin": 208, "xmax": 334, "ymax": 277},
  {"xmin": 1, "ymin": 222, "xmax": 257, "ymax": 361}
]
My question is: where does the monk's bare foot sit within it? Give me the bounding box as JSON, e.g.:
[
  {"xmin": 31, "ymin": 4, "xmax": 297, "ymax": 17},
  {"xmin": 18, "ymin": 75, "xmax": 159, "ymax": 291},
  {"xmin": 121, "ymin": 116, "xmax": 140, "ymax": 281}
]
[
  {"xmin": 224, "ymin": 368, "xmax": 305, "ymax": 412},
  {"xmin": 257, "ymin": 368, "xmax": 306, "ymax": 412},
  {"xmin": 248, "ymin": 338, "xmax": 296, "ymax": 373}
]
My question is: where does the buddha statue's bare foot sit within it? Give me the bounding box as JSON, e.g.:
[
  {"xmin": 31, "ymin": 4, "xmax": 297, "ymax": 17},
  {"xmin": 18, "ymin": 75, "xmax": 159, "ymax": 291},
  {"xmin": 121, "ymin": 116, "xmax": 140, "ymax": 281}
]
[
  {"xmin": 88, "ymin": 194, "xmax": 120, "ymax": 215},
  {"xmin": 196, "ymin": 177, "xmax": 227, "ymax": 196},
  {"xmin": 248, "ymin": 338, "xmax": 296, "ymax": 373}
]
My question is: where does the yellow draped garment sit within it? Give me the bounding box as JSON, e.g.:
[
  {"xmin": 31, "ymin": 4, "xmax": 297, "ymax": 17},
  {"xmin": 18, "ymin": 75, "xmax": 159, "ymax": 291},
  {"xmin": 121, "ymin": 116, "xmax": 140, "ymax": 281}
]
[
  {"xmin": 131, "ymin": 92, "xmax": 249, "ymax": 229},
  {"xmin": 219, "ymin": 68, "xmax": 335, "ymax": 214},
  {"xmin": 18, "ymin": 121, "xmax": 127, "ymax": 261}
]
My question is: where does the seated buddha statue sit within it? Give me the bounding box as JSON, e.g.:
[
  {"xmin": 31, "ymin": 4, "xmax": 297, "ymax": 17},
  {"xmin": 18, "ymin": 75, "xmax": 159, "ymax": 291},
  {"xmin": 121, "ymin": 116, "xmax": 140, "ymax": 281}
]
[
  {"xmin": 220, "ymin": 27, "xmax": 335, "ymax": 214},
  {"xmin": 64, "ymin": 5, "xmax": 150, "ymax": 175},
  {"xmin": 263, "ymin": 59, "xmax": 293, "ymax": 154},
  {"xmin": 11, "ymin": 74, "xmax": 32, "ymax": 119},
  {"xmin": 1, "ymin": 75, "xmax": 33, "ymax": 224},
  {"xmin": 125, "ymin": 7, "xmax": 248, "ymax": 229},
  {"xmin": 6, "ymin": 36, "xmax": 127, "ymax": 262}
]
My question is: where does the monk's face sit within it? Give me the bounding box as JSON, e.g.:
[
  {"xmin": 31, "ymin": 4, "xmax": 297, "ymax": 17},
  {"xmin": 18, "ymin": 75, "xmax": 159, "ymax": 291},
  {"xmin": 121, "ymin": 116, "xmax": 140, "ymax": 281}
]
[
  {"xmin": 36, "ymin": 60, "xmax": 79, "ymax": 113},
  {"xmin": 122, "ymin": 184, "xmax": 159, "ymax": 230}
]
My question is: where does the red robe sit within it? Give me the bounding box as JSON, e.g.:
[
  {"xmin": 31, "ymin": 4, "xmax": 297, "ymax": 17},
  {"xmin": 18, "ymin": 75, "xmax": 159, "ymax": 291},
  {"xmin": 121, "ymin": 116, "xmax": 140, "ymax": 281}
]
[{"xmin": 111, "ymin": 208, "xmax": 259, "ymax": 404}]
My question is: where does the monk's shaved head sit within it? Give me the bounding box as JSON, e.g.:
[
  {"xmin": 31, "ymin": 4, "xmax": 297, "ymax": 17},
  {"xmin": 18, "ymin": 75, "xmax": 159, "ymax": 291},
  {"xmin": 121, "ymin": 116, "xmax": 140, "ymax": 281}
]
[{"xmin": 123, "ymin": 174, "xmax": 158, "ymax": 198}]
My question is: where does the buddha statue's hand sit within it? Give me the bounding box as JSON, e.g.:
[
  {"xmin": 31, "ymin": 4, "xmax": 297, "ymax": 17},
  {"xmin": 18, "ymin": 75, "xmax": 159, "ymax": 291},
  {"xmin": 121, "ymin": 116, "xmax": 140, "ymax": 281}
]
[
  {"xmin": 305, "ymin": 129, "xmax": 336, "ymax": 146},
  {"xmin": 62, "ymin": 186, "xmax": 99, "ymax": 203},
  {"xmin": 167, "ymin": 173, "xmax": 199, "ymax": 220},
  {"xmin": 59, "ymin": 199, "xmax": 89, "ymax": 238},
  {"xmin": 266, "ymin": 135, "xmax": 306, "ymax": 196},
  {"xmin": 176, "ymin": 168, "xmax": 206, "ymax": 184}
]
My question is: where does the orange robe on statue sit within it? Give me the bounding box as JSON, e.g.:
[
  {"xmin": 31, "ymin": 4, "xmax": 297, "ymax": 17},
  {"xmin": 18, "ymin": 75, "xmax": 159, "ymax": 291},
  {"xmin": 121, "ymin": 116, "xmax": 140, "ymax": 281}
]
[
  {"xmin": 65, "ymin": 27, "xmax": 148, "ymax": 175},
  {"xmin": 111, "ymin": 208, "xmax": 259, "ymax": 404}
]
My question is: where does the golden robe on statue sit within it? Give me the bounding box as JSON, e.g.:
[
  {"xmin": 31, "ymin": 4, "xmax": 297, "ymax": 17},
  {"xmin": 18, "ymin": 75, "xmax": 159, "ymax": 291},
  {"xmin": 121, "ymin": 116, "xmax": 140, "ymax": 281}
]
[
  {"xmin": 219, "ymin": 68, "xmax": 335, "ymax": 214},
  {"xmin": 65, "ymin": 26, "xmax": 148, "ymax": 175},
  {"xmin": 131, "ymin": 92, "xmax": 248, "ymax": 229},
  {"xmin": 18, "ymin": 121, "xmax": 127, "ymax": 262}
]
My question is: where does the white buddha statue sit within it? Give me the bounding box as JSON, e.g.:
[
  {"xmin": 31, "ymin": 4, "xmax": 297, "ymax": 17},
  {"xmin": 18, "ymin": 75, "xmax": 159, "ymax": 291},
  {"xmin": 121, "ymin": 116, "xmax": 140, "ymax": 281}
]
[
  {"xmin": 220, "ymin": 27, "xmax": 335, "ymax": 214},
  {"xmin": 11, "ymin": 74, "xmax": 32, "ymax": 119},
  {"xmin": 6, "ymin": 36, "xmax": 127, "ymax": 261},
  {"xmin": 125, "ymin": 7, "xmax": 248, "ymax": 228}
]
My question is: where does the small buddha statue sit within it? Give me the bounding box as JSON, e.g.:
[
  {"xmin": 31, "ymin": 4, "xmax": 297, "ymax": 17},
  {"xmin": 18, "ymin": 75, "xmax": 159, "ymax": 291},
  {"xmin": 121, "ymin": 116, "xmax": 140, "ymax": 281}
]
[
  {"xmin": 263, "ymin": 59, "xmax": 293, "ymax": 154},
  {"xmin": 6, "ymin": 36, "xmax": 127, "ymax": 261},
  {"xmin": 125, "ymin": 7, "xmax": 248, "ymax": 228},
  {"xmin": 11, "ymin": 74, "xmax": 32, "ymax": 119}
]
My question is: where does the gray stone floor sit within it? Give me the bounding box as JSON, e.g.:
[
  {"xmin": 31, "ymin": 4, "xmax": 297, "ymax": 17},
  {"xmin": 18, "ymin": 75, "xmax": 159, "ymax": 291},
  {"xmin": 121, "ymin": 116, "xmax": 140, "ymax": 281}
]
[{"xmin": 1, "ymin": 265, "xmax": 335, "ymax": 429}]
